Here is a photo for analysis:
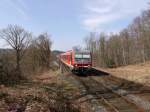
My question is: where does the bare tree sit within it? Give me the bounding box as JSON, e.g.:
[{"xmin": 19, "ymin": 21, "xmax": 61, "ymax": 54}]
[
  {"xmin": 84, "ymin": 32, "xmax": 97, "ymax": 53},
  {"xmin": 36, "ymin": 33, "xmax": 52, "ymax": 69},
  {"xmin": 98, "ymin": 33, "xmax": 107, "ymax": 67},
  {"xmin": 0, "ymin": 25, "xmax": 31, "ymax": 75},
  {"xmin": 84, "ymin": 33, "xmax": 97, "ymax": 66}
]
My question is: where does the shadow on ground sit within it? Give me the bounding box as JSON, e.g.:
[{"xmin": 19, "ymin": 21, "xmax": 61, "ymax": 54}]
[{"xmin": 73, "ymin": 68, "xmax": 109, "ymax": 77}]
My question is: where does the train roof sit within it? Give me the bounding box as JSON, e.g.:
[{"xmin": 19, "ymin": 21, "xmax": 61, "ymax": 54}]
[
  {"xmin": 74, "ymin": 50, "xmax": 91, "ymax": 53},
  {"xmin": 59, "ymin": 49, "xmax": 91, "ymax": 56}
]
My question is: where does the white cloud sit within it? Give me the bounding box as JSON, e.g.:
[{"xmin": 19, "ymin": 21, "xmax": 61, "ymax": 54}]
[
  {"xmin": 82, "ymin": 0, "xmax": 149, "ymax": 32},
  {"xmin": 5, "ymin": 0, "xmax": 29, "ymax": 20}
]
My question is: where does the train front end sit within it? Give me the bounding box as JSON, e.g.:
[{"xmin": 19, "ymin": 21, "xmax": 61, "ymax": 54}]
[{"xmin": 72, "ymin": 51, "xmax": 92, "ymax": 73}]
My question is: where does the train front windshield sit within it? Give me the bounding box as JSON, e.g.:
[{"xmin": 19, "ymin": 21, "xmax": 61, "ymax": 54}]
[{"xmin": 74, "ymin": 53, "xmax": 91, "ymax": 63}]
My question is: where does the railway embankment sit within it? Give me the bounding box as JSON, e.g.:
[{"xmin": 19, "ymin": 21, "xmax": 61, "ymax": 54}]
[{"xmin": 103, "ymin": 62, "xmax": 150, "ymax": 87}]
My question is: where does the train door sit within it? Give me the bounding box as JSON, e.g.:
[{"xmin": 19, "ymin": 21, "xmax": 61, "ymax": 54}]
[{"xmin": 70, "ymin": 52, "xmax": 72, "ymax": 65}]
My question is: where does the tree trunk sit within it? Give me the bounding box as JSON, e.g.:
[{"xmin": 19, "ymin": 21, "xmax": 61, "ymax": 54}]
[{"xmin": 16, "ymin": 50, "xmax": 21, "ymax": 75}]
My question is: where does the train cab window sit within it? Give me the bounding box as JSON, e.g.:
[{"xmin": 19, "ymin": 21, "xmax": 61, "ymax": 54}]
[
  {"xmin": 74, "ymin": 53, "xmax": 91, "ymax": 62},
  {"xmin": 83, "ymin": 54, "xmax": 90, "ymax": 59},
  {"xmin": 75, "ymin": 54, "xmax": 82, "ymax": 58}
]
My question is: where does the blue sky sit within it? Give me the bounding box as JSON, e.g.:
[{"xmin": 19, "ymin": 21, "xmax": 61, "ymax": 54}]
[{"xmin": 0, "ymin": 0, "xmax": 149, "ymax": 51}]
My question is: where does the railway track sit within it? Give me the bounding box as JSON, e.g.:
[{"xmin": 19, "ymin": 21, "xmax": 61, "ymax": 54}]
[
  {"xmin": 60, "ymin": 63, "xmax": 150, "ymax": 112},
  {"xmin": 72, "ymin": 75, "xmax": 146, "ymax": 112}
]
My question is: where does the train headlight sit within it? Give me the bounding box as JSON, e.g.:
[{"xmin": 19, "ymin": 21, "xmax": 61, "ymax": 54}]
[{"xmin": 75, "ymin": 64, "xmax": 78, "ymax": 67}]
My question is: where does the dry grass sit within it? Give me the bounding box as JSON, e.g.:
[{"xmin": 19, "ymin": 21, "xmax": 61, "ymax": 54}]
[
  {"xmin": 107, "ymin": 62, "xmax": 150, "ymax": 87},
  {"xmin": 0, "ymin": 70, "xmax": 80, "ymax": 112}
]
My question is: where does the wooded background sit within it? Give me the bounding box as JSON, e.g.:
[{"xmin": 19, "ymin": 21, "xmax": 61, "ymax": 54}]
[{"xmin": 85, "ymin": 8, "xmax": 150, "ymax": 68}]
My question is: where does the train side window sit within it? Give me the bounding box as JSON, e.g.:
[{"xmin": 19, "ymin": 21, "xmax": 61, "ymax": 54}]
[{"xmin": 68, "ymin": 55, "xmax": 70, "ymax": 63}]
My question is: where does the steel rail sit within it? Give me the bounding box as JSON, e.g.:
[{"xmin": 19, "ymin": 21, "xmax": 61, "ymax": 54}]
[
  {"xmin": 73, "ymin": 75, "xmax": 120, "ymax": 112},
  {"xmin": 90, "ymin": 77, "xmax": 145, "ymax": 112}
]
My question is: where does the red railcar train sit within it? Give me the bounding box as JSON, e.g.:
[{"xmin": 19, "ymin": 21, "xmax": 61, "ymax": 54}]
[{"xmin": 59, "ymin": 50, "xmax": 92, "ymax": 72}]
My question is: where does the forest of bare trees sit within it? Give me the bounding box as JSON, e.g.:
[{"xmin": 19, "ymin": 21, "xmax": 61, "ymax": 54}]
[
  {"xmin": 0, "ymin": 25, "xmax": 52, "ymax": 84},
  {"xmin": 85, "ymin": 8, "xmax": 150, "ymax": 68}
]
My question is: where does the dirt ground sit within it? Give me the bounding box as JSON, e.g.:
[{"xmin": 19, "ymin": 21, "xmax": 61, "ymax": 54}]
[
  {"xmin": 0, "ymin": 63, "xmax": 150, "ymax": 112},
  {"xmin": 106, "ymin": 62, "xmax": 150, "ymax": 87},
  {"xmin": 0, "ymin": 70, "xmax": 81, "ymax": 112}
]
